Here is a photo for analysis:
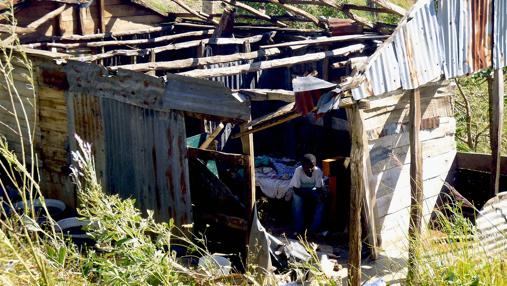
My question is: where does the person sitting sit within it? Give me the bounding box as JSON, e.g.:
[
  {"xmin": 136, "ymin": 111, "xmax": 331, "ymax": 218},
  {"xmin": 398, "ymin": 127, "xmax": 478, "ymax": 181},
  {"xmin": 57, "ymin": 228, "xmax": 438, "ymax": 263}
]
[{"xmin": 289, "ymin": 153, "xmax": 326, "ymax": 236}]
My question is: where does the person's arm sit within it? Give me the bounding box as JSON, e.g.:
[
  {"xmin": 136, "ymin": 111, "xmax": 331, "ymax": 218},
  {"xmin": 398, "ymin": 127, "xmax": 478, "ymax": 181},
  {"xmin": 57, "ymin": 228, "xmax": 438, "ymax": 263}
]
[
  {"xmin": 314, "ymin": 169, "xmax": 325, "ymax": 200},
  {"xmin": 289, "ymin": 168, "xmax": 302, "ymax": 195}
]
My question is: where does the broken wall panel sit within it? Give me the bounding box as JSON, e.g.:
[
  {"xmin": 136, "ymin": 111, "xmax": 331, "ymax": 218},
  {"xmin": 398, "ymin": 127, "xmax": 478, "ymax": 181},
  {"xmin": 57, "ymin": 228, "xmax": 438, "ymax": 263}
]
[
  {"xmin": 64, "ymin": 61, "xmax": 192, "ymax": 225},
  {"xmin": 101, "ymin": 99, "xmax": 192, "ymax": 224},
  {"xmin": 363, "ymin": 81, "xmax": 456, "ymax": 248}
]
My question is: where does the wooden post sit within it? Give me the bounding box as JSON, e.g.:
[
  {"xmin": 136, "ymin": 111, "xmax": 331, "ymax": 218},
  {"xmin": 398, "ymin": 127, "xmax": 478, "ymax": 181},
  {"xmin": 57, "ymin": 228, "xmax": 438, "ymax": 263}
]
[
  {"xmin": 77, "ymin": 7, "xmax": 87, "ymax": 35},
  {"xmin": 347, "ymin": 105, "xmax": 366, "ymax": 286},
  {"xmin": 489, "ymin": 68, "xmax": 504, "ymax": 197},
  {"xmin": 407, "ymin": 88, "xmax": 423, "ymax": 279},
  {"xmin": 98, "ymin": 0, "xmax": 105, "ymax": 33},
  {"xmin": 322, "ymin": 56, "xmax": 329, "ymax": 81},
  {"xmin": 147, "ymin": 49, "xmax": 156, "ymax": 76},
  {"xmin": 53, "ymin": 3, "xmax": 63, "ymax": 36},
  {"xmin": 240, "ymin": 120, "xmax": 256, "ymax": 219}
]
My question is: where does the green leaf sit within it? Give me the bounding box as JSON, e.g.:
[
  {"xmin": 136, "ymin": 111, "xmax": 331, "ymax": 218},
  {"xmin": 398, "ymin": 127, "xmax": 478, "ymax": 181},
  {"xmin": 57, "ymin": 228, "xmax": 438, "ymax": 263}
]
[{"xmin": 58, "ymin": 246, "xmax": 67, "ymax": 266}]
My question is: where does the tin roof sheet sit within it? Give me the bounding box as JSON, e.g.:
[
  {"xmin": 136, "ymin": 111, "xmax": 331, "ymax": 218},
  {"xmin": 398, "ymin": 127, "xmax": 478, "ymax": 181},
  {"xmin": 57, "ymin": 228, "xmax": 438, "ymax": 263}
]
[{"xmin": 351, "ymin": 0, "xmax": 506, "ymax": 100}]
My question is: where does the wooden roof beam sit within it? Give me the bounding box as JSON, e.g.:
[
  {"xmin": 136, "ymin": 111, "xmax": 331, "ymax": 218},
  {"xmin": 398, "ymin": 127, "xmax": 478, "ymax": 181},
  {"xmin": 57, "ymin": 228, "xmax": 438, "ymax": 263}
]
[
  {"xmin": 371, "ymin": 0, "xmax": 407, "ymax": 16},
  {"xmin": 0, "ymin": 24, "xmax": 35, "ymax": 34},
  {"xmin": 178, "ymin": 43, "xmax": 365, "ymax": 78},
  {"xmin": 109, "ymin": 47, "xmax": 281, "ymax": 72},
  {"xmin": 170, "ymin": 0, "xmax": 219, "ymax": 24},
  {"xmin": 260, "ymin": 34, "xmax": 387, "ymax": 49},
  {"xmin": 25, "ymin": 30, "xmax": 214, "ymax": 48},
  {"xmin": 26, "ymin": 4, "xmax": 67, "ymax": 29},
  {"xmin": 221, "ymin": 0, "xmax": 288, "ymax": 27},
  {"xmin": 55, "ymin": 26, "xmax": 174, "ymax": 41},
  {"xmin": 342, "ymin": 4, "xmax": 400, "ymax": 14},
  {"xmin": 71, "ymin": 33, "xmax": 272, "ymax": 62},
  {"xmin": 266, "ymin": 0, "xmax": 320, "ymax": 26}
]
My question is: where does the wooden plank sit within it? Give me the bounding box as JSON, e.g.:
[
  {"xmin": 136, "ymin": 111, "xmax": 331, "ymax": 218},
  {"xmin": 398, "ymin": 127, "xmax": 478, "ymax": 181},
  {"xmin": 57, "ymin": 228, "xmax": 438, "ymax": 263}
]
[
  {"xmin": 109, "ymin": 48, "xmax": 281, "ymax": 72},
  {"xmin": 27, "ymin": 4, "xmax": 67, "ymax": 29},
  {"xmin": 57, "ymin": 25, "xmax": 173, "ymax": 41},
  {"xmin": 77, "ymin": 7, "xmax": 87, "ymax": 35},
  {"xmin": 187, "ymin": 147, "xmax": 248, "ymax": 165},
  {"xmin": 407, "ymin": 88, "xmax": 423, "ymax": 279},
  {"xmin": 266, "ymin": 0, "xmax": 320, "ymax": 25},
  {"xmin": 211, "ymin": 6, "xmax": 233, "ymax": 39},
  {"xmin": 455, "ymin": 152, "xmax": 507, "ymax": 175},
  {"xmin": 98, "ymin": 0, "xmax": 105, "ymax": 33},
  {"xmin": 199, "ymin": 122, "xmax": 225, "ymax": 149},
  {"xmin": 0, "ymin": 24, "xmax": 36, "ymax": 35},
  {"xmin": 371, "ymin": 0, "xmax": 407, "ymax": 16},
  {"xmin": 347, "ymin": 105, "xmax": 365, "ymax": 286},
  {"xmin": 260, "ymin": 34, "xmax": 387, "ymax": 49},
  {"xmin": 72, "ymin": 33, "xmax": 269, "ymax": 62},
  {"xmin": 171, "ymin": 0, "xmax": 218, "ymax": 24},
  {"xmin": 221, "ymin": 0, "xmax": 287, "ymax": 27},
  {"xmin": 488, "ymin": 68, "xmax": 504, "ymax": 196},
  {"xmin": 240, "ymin": 118, "xmax": 256, "ymax": 243},
  {"xmin": 342, "ymin": 3, "xmax": 398, "ymax": 14},
  {"xmin": 57, "ymin": 3, "xmax": 167, "ymax": 21},
  {"xmin": 371, "ymin": 135, "xmax": 456, "ymax": 175},
  {"xmin": 179, "ymin": 43, "xmax": 365, "ymax": 78},
  {"xmin": 42, "ymin": 29, "xmax": 214, "ymax": 48}
]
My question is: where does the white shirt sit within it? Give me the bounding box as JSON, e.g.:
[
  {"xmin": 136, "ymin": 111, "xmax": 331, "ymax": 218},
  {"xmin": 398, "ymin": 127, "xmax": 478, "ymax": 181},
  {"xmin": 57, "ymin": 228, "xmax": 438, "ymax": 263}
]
[{"xmin": 289, "ymin": 166, "xmax": 324, "ymax": 189}]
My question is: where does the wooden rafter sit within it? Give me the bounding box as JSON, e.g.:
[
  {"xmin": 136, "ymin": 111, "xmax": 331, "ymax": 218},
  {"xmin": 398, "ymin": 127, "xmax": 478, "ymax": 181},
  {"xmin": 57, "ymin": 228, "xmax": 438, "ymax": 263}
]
[
  {"xmin": 109, "ymin": 48, "xmax": 281, "ymax": 72},
  {"xmin": 65, "ymin": 33, "xmax": 270, "ymax": 62},
  {"xmin": 371, "ymin": 0, "xmax": 407, "ymax": 16},
  {"xmin": 0, "ymin": 24, "xmax": 35, "ymax": 34},
  {"xmin": 171, "ymin": 0, "xmax": 219, "ymax": 24},
  {"xmin": 179, "ymin": 43, "xmax": 365, "ymax": 78},
  {"xmin": 27, "ymin": 30, "xmax": 214, "ymax": 48},
  {"xmin": 266, "ymin": 0, "xmax": 320, "ymax": 26},
  {"xmin": 199, "ymin": 123, "xmax": 225, "ymax": 149},
  {"xmin": 26, "ymin": 4, "xmax": 67, "ymax": 29},
  {"xmin": 57, "ymin": 26, "xmax": 174, "ymax": 41},
  {"xmin": 221, "ymin": 0, "xmax": 288, "ymax": 27},
  {"xmin": 260, "ymin": 34, "xmax": 387, "ymax": 49}
]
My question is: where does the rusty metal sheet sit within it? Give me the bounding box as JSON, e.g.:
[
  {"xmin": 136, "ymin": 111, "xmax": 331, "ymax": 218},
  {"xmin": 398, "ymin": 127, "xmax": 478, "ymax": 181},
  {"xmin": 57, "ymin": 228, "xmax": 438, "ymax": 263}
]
[
  {"xmin": 64, "ymin": 61, "xmax": 192, "ymax": 225},
  {"xmin": 493, "ymin": 0, "xmax": 507, "ymax": 69},
  {"xmin": 101, "ymin": 99, "xmax": 192, "ymax": 224},
  {"xmin": 351, "ymin": 0, "xmax": 506, "ymax": 100}
]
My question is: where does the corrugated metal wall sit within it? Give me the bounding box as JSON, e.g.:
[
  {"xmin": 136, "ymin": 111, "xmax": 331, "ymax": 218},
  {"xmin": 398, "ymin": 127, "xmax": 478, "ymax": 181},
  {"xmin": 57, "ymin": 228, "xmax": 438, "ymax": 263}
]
[
  {"xmin": 352, "ymin": 0, "xmax": 506, "ymax": 99},
  {"xmin": 64, "ymin": 62, "xmax": 192, "ymax": 225}
]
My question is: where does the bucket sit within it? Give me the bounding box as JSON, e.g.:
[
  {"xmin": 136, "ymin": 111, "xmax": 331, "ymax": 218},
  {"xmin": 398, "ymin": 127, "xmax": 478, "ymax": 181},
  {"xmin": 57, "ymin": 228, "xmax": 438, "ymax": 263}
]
[{"xmin": 56, "ymin": 217, "xmax": 96, "ymax": 248}]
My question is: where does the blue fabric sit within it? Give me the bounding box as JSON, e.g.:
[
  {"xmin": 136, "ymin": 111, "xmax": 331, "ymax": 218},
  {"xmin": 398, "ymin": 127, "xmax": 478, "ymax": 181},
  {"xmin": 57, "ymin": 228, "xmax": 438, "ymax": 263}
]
[
  {"xmin": 272, "ymin": 160, "xmax": 298, "ymax": 179},
  {"xmin": 255, "ymin": 156, "xmax": 299, "ymax": 179},
  {"xmin": 292, "ymin": 188, "xmax": 325, "ymax": 234}
]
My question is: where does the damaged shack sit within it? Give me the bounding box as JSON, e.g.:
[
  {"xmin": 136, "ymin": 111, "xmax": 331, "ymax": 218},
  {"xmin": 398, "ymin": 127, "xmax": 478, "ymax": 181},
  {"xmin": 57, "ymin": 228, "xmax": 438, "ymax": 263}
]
[{"xmin": 1, "ymin": 0, "xmax": 506, "ymax": 283}]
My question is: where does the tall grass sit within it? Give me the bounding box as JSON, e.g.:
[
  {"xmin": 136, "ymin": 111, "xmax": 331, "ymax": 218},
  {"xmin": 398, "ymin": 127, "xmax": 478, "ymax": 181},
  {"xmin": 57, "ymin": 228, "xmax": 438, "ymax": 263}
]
[{"xmin": 407, "ymin": 202, "xmax": 507, "ymax": 286}]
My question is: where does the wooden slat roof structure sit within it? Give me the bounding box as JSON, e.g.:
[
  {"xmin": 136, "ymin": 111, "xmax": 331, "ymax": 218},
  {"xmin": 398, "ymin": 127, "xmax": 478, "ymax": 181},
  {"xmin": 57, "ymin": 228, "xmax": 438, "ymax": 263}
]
[{"xmin": 0, "ymin": 0, "xmax": 410, "ymax": 124}]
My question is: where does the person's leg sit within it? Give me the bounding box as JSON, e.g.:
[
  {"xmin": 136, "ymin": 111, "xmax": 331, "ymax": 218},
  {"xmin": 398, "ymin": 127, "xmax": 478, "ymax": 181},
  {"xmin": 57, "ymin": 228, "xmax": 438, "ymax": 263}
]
[
  {"xmin": 292, "ymin": 192, "xmax": 304, "ymax": 234},
  {"xmin": 309, "ymin": 198, "xmax": 325, "ymax": 234}
]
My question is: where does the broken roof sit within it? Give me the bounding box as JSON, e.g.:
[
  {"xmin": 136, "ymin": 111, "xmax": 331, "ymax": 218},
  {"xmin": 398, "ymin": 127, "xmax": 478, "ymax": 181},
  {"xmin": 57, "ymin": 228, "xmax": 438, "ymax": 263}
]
[{"xmin": 4, "ymin": 0, "xmax": 506, "ymax": 126}]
